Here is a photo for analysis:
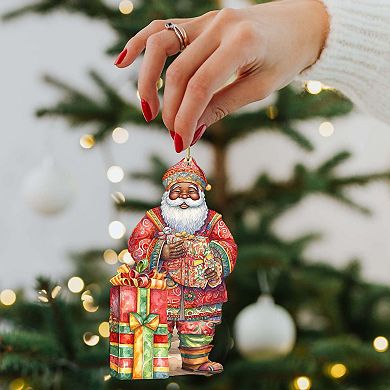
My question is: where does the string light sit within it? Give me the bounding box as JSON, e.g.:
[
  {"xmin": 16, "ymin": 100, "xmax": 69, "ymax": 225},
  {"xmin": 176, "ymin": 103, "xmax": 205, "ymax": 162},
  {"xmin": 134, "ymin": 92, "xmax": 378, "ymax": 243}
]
[
  {"xmin": 80, "ymin": 134, "xmax": 95, "ymax": 149},
  {"xmin": 0, "ymin": 289, "xmax": 16, "ymax": 306},
  {"xmin": 81, "ymin": 290, "xmax": 93, "ymax": 303},
  {"xmin": 83, "ymin": 332, "xmax": 100, "ymax": 346},
  {"xmin": 83, "ymin": 300, "xmax": 99, "ymax": 312},
  {"xmin": 103, "ymin": 249, "xmax": 118, "ymax": 264},
  {"xmin": 80, "ymin": 290, "xmax": 99, "ymax": 312},
  {"xmin": 118, "ymin": 249, "xmax": 135, "ymax": 265},
  {"xmin": 119, "ymin": 0, "xmax": 134, "ymax": 14},
  {"xmin": 318, "ymin": 121, "xmax": 334, "ymax": 137},
  {"xmin": 112, "ymin": 127, "xmax": 129, "ymax": 144},
  {"xmin": 99, "ymin": 321, "xmax": 110, "ymax": 338},
  {"xmin": 293, "ymin": 376, "xmax": 312, "ymax": 390},
  {"xmin": 9, "ymin": 378, "xmax": 25, "ymax": 390},
  {"xmin": 306, "ymin": 80, "xmax": 322, "ymax": 95},
  {"xmin": 38, "ymin": 289, "xmax": 50, "ymax": 303},
  {"xmin": 266, "ymin": 105, "xmax": 278, "ymax": 120},
  {"xmin": 51, "ymin": 285, "xmax": 62, "ymax": 299},
  {"xmin": 67, "ymin": 276, "xmax": 85, "ymax": 293},
  {"xmin": 157, "ymin": 78, "xmax": 164, "ymax": 90},
  {"xmin": 111, "ymin": 191, "xmax": 126, "ymax": 204},
  {"xmin": 328, "ymin": 363, "xmax": 348, "ymax": 379},
  {"xmin": 103, "ymin": 374, "xmax": 111, "ymax": 381},
  {"xmin": 109, "ymin": 220, "xmax": 126, "ymax": 239},
  {"xmin": 373, "ymin": 336, "xmax": 389, "ymax": 352},
  {"xmin": 107, "ymin": 165, "xmax": 124, "ymax": 183}
]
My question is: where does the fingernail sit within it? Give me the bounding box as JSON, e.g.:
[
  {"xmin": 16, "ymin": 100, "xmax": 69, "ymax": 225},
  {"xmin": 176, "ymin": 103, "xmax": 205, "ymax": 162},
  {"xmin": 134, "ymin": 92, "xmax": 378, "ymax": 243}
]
[
  {"xmin": 169, "ymin": 131, "xmax": 175, "ymax": 140},
  {"xmin": 140, "ymin": 98, "xmax": 152, "ymax": 122},
  {"xmin": 190, "ymin": 124, "xmax": 207, "ymax": 146},
  {"xmin": 114, "ymin": 48, "xmax": 127, "ymax": 65},
  {"xmin": 174, "ymin": 133, "xmax": 183, "ymax": 153}
]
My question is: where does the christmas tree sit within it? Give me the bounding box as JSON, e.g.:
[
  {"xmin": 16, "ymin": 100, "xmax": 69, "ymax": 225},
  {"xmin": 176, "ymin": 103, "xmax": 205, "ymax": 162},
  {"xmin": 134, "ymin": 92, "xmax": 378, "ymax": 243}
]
[{"xmin": 1, "ymin": 1, "xmax": 390, "ymax": 389}]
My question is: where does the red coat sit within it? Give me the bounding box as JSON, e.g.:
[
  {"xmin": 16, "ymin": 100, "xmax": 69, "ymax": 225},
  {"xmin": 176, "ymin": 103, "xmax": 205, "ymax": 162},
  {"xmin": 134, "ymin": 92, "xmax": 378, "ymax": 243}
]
[{"xmin": 128, "ymin": 207, "xmax": 237, "ymax": 321}]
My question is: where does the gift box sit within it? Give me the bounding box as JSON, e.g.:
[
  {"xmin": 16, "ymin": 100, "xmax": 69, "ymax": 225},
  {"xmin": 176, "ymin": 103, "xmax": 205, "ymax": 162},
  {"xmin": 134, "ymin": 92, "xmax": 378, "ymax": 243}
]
[
  {"xmin": 164, "ymin": 232, "xmax": 222, "ymax": 288},
  {"xmin": 109, "ymin": 262, "xmax": 169, "ymax": 380}
]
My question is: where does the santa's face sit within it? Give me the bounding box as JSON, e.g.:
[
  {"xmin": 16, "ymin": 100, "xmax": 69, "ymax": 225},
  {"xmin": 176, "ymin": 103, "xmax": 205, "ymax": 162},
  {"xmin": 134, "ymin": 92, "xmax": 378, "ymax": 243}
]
[
  {"xmin": 160, "ymin": 181, "xmax": 208, "ymax": 234},
  {"xmin": 168, "ymin": 182, "xmax": 200, "ymax": 209}
]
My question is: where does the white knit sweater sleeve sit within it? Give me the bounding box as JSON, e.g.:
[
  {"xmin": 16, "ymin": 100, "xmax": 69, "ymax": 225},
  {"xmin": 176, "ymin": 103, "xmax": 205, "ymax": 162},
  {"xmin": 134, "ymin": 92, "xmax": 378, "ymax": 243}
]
[{"xmin": 295, "ymin": 0, "xmax": 390, "ymax": 124}]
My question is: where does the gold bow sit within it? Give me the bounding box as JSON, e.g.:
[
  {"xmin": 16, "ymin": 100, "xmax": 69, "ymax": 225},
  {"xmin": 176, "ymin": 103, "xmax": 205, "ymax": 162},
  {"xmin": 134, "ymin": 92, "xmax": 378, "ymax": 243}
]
[{"xmin": 110, "ymin": 264, "xmax": 167, "ymax": 290}]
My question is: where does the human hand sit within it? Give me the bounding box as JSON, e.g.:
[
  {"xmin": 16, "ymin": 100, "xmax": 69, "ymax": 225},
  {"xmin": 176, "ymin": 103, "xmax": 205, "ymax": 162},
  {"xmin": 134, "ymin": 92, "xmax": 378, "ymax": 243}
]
[
  {"xmin": 115, "ymin": 0, "xmax": 329, "ymax": 152},
  {"xmin": 161, "ymin": 240, "xmax": 186, "ymax": 260},
  {"xmin": 204, "ymin": 267, "xmax": 218, "ymax": 280}
]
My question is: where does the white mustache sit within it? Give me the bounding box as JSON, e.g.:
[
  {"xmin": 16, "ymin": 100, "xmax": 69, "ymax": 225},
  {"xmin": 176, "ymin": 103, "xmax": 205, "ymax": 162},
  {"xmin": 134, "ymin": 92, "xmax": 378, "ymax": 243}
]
[{"xmin": 165, "ymin": 194, "xmax": 204, "ymax": 208}]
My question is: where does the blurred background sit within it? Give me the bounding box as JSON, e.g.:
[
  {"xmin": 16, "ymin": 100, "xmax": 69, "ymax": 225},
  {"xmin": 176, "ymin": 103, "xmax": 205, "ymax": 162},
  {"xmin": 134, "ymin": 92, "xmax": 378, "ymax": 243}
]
[{"xmin": 1, "ymin": 0, "xmax": 390, "ymax": 389}]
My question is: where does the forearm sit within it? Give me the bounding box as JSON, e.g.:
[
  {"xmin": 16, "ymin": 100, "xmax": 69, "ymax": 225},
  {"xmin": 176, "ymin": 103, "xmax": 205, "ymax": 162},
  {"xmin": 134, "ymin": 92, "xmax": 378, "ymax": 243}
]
[{"xmin": 296, "ymin": 0, "xmax": 390, "ymax": 123}]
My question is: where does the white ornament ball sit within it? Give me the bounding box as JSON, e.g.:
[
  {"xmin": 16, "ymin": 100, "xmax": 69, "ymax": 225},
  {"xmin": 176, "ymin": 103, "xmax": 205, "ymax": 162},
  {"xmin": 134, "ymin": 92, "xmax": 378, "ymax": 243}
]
[
  {"xmin": 22, "ymin": 157, "xmax": 75, "ymax": 215},
  {"xmin": 234, "ymin": 295, "xmax": 296, "ymax": 360}
]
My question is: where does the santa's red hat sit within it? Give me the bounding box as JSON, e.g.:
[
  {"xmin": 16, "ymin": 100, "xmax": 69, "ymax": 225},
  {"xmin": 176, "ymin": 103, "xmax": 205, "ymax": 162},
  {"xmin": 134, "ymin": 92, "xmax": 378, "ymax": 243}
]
[{"xmin": 162, "ymin": 157, "xmax": 211, "ymax": 191}]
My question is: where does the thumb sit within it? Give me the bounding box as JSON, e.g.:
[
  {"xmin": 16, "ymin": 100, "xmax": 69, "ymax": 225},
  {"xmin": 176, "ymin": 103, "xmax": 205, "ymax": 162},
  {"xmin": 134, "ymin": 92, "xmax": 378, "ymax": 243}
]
[{"xmin": 192, "ymin": 76, "xmax": 272, "ymax": 146}]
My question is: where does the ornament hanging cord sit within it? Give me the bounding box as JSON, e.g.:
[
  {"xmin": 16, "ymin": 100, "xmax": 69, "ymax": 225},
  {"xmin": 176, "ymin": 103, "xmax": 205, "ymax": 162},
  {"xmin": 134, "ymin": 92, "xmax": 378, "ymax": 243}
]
[
  {"xmin": 257, "ymin": 269, "xmax": 271, "ymax": 295},
  {"xmin": 185, "ymin": 147, "xmax": 192, "ymax": 165}
]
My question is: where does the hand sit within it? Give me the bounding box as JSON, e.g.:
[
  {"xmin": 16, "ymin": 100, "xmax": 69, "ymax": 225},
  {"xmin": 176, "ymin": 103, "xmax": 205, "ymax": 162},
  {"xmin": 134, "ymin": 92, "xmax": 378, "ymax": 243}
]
[
  {"xmin": 204, "ymin": 267, "xmax": 218, "ymax": 280},
  {"xmin": 161, "ymin": 240, "xmax": 186, "ymax": 260},
  {"xmin": 115, "ymin": 0, "xmax": 328, "ymax": 151}
]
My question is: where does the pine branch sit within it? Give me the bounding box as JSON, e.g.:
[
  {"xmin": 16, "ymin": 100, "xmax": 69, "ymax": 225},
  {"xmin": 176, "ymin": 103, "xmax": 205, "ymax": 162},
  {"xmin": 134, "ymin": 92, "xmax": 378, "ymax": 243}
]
[
  {"xmin": 2, "ymin": 0, "xmax": 117, "ymax": 21},
  {"xmin": 130, "ymin": 155, "xmax": 169, "ymax": 187},
  {"xmin": 318, "ymin": 151, "xmax": 352, "ymax": 174},
  {"xmin": 279, "ymin": 124, "xmax": 314, "ymax": 151},
  {"xmin": 35, "ymin": 277, "xmax": 77, "ymax": 361}
]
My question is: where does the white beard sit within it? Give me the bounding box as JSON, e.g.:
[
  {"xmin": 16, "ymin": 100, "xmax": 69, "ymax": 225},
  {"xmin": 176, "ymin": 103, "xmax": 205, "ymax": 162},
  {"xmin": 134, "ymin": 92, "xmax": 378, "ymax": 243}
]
[{"xmin": 160, "ymin": 190, "xmax": 208, "ymax": 234}]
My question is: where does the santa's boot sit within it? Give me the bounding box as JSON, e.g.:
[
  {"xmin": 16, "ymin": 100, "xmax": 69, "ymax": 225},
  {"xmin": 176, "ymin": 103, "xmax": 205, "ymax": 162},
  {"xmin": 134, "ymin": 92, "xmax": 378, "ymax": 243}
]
[{"xmin": 179, "ymin": 344, "xmax": 223, "ymax": 374}]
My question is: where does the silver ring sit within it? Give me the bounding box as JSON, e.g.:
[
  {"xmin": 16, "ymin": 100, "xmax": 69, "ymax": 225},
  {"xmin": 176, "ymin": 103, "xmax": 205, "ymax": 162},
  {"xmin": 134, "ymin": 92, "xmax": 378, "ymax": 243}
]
[{"xmin": 165, "ymin": 22, "xmax": 189, "ymax": 52}]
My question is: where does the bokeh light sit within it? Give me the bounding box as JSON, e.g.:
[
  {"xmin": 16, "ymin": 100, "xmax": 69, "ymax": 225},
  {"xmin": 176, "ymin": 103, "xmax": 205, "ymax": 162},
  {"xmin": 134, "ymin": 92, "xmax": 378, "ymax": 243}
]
[
  {"xmin": 103, "ymin": 249, "xmax": 118, "ymax": 264},
  {"xmin": 111, "ymin": 191, "xmax": 126, "ymax": 204},
  {"xmin": 80, "ymin": 134, "xmax": 95, "ymax": 149},
  {"xmin": 109, "ymin": 221, "xmax": 126, "ymax": 239},
  {"xmin": 83, "ymin": 300, "xmax": 99, "ymax": 313},
  {"xmin": 157, "ymin": 78, "xmax": 164, "ymax": 90},
  {"xmin": 0, "ymin": 289, "xmax": 16, "ymax": 306},
  {"xmin": 118, "ymin": 249, "xmax": 135, "ymax": 265},
  {"xmin": 119, "ymin": 0, "xmax": 133, "ymax": 14},
  {"xmin": 329, "ymin": 363, "xmax": 347, "ymax": 379},
  {"xmin": 318, "ymin": 121, "xmax": 334, "ymax": 137},
  {"xmin": 67, "ymin": 276, "xmax": 84, "ymax": 293},
  {"xmin": 83, "ymin": 332, "xmax": 100, "ymax": 346},
  {"xmin": 266, "ymin": 105, "xmax": 278, "ymax": 120},
  {"xmin": 306, "ymin": 80, "xmax": 322, "ymax": 94},
  {"xmin": 99, "ymin": 321, "xmax": 110, "ymax": 338},
  {"xmin": 9, "ymin": 378, "xmax": 25, "ymax": 390},
  {"xmin": 112, "ymin": 127, "xmax": 129, "ymax": 144},
  {"xmin": 293, "ymin": 376, "xmax": 312, "ymax": 390},
  {"xmin": 373, "ymin": 336, "xmax": 389, "ymax": 352},
  {"xmin": 107, "ymin": 165, "xmax": 124, "ymax": 183},
  {"xmin": 51, "ymin": 285, "xmax": 62, "ymax": 299}
]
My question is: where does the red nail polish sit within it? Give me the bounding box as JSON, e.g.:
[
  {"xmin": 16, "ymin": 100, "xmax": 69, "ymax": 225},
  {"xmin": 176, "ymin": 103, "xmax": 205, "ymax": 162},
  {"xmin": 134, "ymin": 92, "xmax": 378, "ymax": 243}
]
[
  {"xmin": 114, "ymin": 48, "xmax": 127, "ymax": 65},
  {"xmin": 140, "ymin": 98, "xmax": 152, "ymax": 122},
  {"xmin": 190, "ymin": 124, "xmax": 206, "ymax": 146},
  {"xmin": 169, "ymin": 131, "xmax": 175, "ymax": 140},
  {"xmin": 174, "ymin": 133, "xmax": 183, "ymax": 153}
]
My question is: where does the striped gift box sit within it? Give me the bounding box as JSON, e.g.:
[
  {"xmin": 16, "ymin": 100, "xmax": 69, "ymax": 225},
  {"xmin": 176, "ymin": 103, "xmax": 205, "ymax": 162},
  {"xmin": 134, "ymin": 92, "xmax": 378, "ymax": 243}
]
[{"xmin": 109, "ymin": 285, "xmax": 169, "ymax": 380}]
